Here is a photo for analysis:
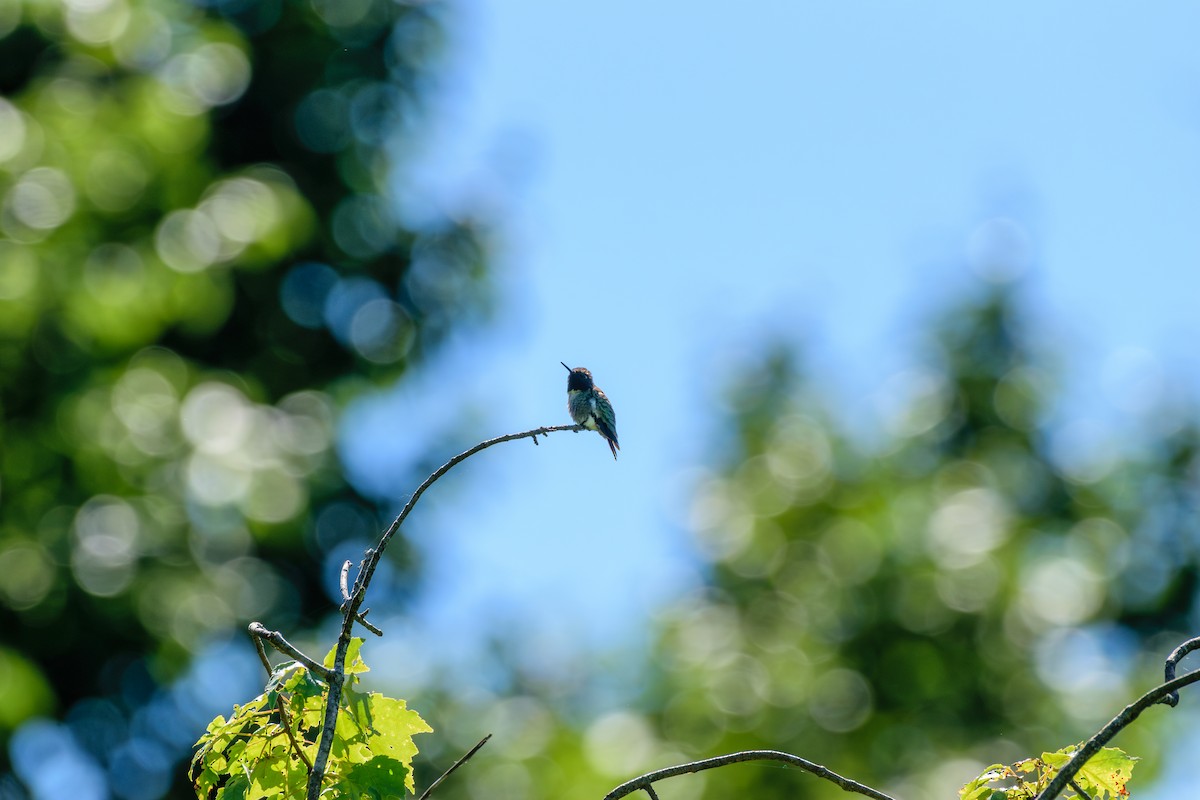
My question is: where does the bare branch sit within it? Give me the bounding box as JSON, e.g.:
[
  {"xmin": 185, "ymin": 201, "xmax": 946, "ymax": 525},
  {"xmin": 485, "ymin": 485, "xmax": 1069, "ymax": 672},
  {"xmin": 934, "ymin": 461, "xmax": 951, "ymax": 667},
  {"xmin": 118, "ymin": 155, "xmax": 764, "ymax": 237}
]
[
  {"xmin": 364, "ymin": 424, "xmax": 583, "ymax": 592},
  {"xmin": 304, "ymin": 424, "xmax": 582, "ymax": 800},
  {"xmin": 355, "ymin": 607, "xmax": 384, "ymax": 637},
  {"xmin": 602, "ymin": 750, "xmax": 897, "ymax": 800},
  {"xmin": 416, "ymin": 734, "xmax": 492, "ymax": 800},
  {"xmin": 272, "ymin": 685, "xmax": 314, "ymax": 773},
  {"xmin": 248, "ymin": 622, "xmax": 333, "ymax": 682},
  {"xmin": 1034, "ymin": 647, "xmax": 1200, "ymax": 800},
  {"xmin": 305, "ymin": 657, "xmax": 345, "ymax": 799}
]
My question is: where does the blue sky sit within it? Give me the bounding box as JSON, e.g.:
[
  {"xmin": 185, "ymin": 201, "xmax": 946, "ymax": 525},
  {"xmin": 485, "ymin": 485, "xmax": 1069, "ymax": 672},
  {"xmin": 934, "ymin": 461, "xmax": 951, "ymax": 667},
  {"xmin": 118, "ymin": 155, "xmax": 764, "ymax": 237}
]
[{"xmin": 343, "ymin": 0, "xmax": 1200, "ymax": 715}]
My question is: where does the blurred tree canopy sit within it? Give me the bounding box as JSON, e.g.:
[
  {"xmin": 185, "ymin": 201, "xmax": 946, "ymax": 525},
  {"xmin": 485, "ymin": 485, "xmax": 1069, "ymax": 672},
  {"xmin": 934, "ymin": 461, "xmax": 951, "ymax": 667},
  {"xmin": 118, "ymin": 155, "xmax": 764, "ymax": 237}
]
[
  {"xmin": 633, "ymin": 284, "xmax": 1200, "ymax": 798},
  {"xmin": 0, "ymin": 0, "xmax": 488, "ymax": 795},
  {"xmin": 400, "ymin": 283, "xmax": 1200, "ymax": 800}
]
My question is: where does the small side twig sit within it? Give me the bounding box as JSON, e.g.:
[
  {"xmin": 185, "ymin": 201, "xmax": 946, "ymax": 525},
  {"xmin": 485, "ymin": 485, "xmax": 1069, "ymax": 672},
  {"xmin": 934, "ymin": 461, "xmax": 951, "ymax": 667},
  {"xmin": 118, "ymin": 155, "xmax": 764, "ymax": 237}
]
[
  {"xmin": 251, "ymin": 627, "xmax": 276, "ymax": 677},
  {"xmin": 248, "ymin": 622, "xmax": 333, "ymax": 682},
  {"xmin": 1067, "ymin": 778, "xmax": 1093, "ymax": 800},
  {"xmin": 602, "ymin": 750, "xmax": 897, "ymax": 800},
  {"xmin": 305, "ymin": 424, "xmax": 582, "ymax": 800},
  {"xmin": 1035, "ymin": 637, "xmax": 1200, "ymax": 800},
  {"xmin": 416, "ymin": 733, "xmax": 492, "ymax": 800},
  {"xmin": 355, "ymin": 607, "xmax": 383, "ymax": 636},
  {"xmin": 337, "ymin": 561, "xmax": 383, "ymax": 635},
  {"xmin": 249, "ymin": 624, "xmax": 313, "ymax": 772}
]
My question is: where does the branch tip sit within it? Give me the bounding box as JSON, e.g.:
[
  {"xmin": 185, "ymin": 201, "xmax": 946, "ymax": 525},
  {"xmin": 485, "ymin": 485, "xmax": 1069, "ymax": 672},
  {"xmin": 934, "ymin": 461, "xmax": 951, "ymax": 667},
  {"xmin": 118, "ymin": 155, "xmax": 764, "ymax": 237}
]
[
  {"xmin": 1160, "ymin": 635, "xmax": 1200, "ymax": 707},
  {"xmin": 247, "ymin": 622, "xmax": 332, "ymax": 682},
  {"xmin": 417, "ymin": 733, "xmax": 492, "ymax": 800},
  {"xmin": 339, "ymin": 560, "xmax": 352, "ymax": 602}
]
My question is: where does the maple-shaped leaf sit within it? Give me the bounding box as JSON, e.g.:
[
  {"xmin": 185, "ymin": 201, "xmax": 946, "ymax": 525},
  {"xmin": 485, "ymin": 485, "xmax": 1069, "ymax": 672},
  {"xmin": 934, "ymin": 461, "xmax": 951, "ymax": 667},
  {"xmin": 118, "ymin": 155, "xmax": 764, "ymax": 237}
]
[{"xmin": 1043, "ymin": 746, "xmax": 1138, "ymax": 799}]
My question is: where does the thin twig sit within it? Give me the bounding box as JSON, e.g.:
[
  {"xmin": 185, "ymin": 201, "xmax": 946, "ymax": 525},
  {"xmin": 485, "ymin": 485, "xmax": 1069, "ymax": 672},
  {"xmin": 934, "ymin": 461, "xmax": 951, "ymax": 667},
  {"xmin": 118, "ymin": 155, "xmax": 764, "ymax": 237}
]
[
  {"xmin": 249, "ymin": 624, "xmax": 313, "ymax": 771},
  {"xmin": 305, "ymin": 424, "xmax": 582, "ymax": 800},
  {"xmin": 248, "ymin": 622, "xmax": 333, "ymax": 682},
  {"xmin": 1034, "ymin": 662, "xmax": 1200, "ymax": 800},
  {"xmin": 251, "ymin": 628, "xmax": 275, "ymax": 677},
  {"xmin": 602, "ymin": 750, "xmax": 897, "ymax": 800},
  {"xmin": 366, "ymin": 424, "xmax": 583, "ymax": 591},
  {"xmin": 416, "ymin": 734, "xmax": 492, "ymax": 800},
  {"xmin": 274, "ymin": 689, "xmax": 314, "ymax": 773},
  {"xmin": 1067, "ymin": 778, "xmax": 1093, "ymax": 799},
  {"xmin": 355, "ymin": 607, "xmax": 383, "ymax": 636}
]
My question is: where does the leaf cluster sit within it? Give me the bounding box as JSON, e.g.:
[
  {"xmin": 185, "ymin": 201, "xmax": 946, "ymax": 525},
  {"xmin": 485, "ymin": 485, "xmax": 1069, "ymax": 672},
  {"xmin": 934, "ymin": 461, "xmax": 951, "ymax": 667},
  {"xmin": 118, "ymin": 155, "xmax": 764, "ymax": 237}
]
[
  {"xmin": 961, "ymin": 746, "xmax": 1137, "ymax": 800},
  {"xmin": 191, "ymin": 640, "xmax": 431, "ymax": 800},
  {"xmin": 0, "ymin": 0, "xmax": 491, "ymax": 791}
]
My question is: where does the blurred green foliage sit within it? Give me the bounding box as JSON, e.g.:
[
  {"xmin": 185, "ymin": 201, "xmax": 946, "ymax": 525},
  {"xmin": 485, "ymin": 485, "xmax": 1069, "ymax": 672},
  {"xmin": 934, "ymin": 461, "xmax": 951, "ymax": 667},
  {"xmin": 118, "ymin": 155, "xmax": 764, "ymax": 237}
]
[
  {"xmin": 403, "ymin": 284, "xmax": 1198, "ymax": 800},
  {"xmin": 0, "ymin": 0, "xmax": 488, "ymax": 794},
  {"xmin": 633, "ymin": 285, "xmax": 1199, "ymax": 798}
]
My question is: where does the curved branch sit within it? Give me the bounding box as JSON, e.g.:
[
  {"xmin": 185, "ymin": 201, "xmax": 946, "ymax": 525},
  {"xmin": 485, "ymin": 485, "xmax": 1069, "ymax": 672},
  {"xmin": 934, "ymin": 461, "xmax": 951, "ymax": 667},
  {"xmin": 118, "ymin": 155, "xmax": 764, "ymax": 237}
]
[
  {"xmin": 359, "ymin": 423, "xmax": 584, "ymax": 594},
  {"xmin": 1035, "ymin": 643, "xmax": 1200, "ymax": 800},
  {"xmin": 602, "ymin": 750, "xmax": 897, "ymax": 800},
  {"xmin": 304, "ymin": 423, "xmax": 583, "ymax": 800},
  {"xmin": 1160, "ymin": 635, "xmax": 1200, "ymax": 707}
]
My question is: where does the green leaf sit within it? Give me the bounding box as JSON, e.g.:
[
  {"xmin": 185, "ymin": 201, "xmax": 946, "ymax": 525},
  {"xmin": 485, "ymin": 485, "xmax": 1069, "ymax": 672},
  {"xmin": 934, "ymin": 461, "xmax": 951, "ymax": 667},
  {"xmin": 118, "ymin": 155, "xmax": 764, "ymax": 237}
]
[
  {"xmin": 333, "ymin": 685, "xmax": 431, "ymax": 794},
  {"xmin": 1012, "ymin": 758, "xmax": 1042, "ymax": 776},
  {"xmin": 343, "ymin": 756, "xmax": 413, "ymax": 799},
  {"xmin": 346, "ymin": 641, "xmax": 370, "ymax": 676},
  {"xmin": 265, "ymin": 661, "xmax": 302, "ymax": 693},
  {"xmin": 1042, "ymin": 746, "xmax": 1137, "ymax": 799},
  {"xmin": 219, "ymin": 772, "xmax": 251, "ymax": 800},
  {"xmin": 361, "ymin": 694, "xmax": 432, "ymax": 793},
  {"xmin": 959, "ymin": 764, "xmax": 1021, "ymax": 800},
  {"xmin": 324, "ymin": 638, "xmax": 369, "ymax": 677},
  {"xmin": 299, "ymin": 681, "xmax": 331, "ymax": 730},
  {"xmin": 248, "ymin": 746, "xmax": 291, "ymax": 799},
  {"xmin": 955, "ymin": 767, "xmax": 1003, "ymax": 796}
]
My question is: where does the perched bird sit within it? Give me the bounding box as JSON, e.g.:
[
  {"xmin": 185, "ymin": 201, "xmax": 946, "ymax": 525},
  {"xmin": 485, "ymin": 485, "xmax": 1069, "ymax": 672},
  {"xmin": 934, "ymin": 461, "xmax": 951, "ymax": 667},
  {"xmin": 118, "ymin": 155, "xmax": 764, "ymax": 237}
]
[{"xmin": 561, "ymin": 362, "xmax": 619, "ymax": 460}]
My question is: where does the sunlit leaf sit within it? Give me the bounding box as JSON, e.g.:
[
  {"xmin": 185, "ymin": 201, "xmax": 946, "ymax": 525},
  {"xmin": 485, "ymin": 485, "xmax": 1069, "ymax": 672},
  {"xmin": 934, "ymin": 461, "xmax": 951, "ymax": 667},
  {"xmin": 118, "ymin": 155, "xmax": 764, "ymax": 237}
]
[
  {"xmin": 324, "ymin": 637, "xmax": 369, "ymax": 676},
  {"xmin": 342, "ymin": 756, "xmax": 413, "ymax": 798},
  {"xmin": 1044, "ymin": 746, "xmax": 1138, "ymax": 799}
]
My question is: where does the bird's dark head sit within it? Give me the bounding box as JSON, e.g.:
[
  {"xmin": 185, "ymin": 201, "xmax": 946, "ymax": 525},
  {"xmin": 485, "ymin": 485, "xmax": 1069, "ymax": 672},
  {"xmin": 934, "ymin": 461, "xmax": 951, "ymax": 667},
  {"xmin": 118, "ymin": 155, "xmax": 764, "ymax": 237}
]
[{"xmin": 561, "ymin": 362, "xmax": 594, "ymax": 391}]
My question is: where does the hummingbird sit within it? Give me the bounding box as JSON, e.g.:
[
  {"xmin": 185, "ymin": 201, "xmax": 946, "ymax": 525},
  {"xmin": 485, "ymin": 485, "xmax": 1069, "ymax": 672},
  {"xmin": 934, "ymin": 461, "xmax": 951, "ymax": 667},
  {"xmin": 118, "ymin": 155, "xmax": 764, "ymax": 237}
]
[{"xmin": 561, "ymin": 362, "xmax": 619, "ymax": 460}]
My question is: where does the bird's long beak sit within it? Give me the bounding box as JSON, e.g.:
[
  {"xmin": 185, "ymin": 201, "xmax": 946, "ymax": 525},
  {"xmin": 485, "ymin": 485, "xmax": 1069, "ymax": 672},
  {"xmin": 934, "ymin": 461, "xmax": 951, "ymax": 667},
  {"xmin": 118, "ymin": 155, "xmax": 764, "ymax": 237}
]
[{"xmin": 560, "ymin": 361, "xmax": 571, "ymax": 371}]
